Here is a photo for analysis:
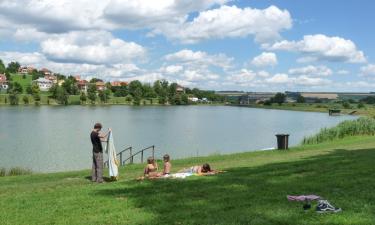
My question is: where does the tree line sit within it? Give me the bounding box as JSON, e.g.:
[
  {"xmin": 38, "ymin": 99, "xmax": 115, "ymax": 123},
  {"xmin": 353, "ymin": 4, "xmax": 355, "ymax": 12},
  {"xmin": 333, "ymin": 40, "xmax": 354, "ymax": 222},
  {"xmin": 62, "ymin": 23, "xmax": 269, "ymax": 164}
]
[{"xmin": 1, "ymin": 59, "xmax": 224, "ymax": 105}]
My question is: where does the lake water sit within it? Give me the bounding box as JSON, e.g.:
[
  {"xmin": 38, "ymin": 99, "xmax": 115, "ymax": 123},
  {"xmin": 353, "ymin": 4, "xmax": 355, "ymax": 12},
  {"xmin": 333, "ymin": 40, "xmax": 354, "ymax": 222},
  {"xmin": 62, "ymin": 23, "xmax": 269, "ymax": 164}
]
[{"xmin": 0, "ymin": 106, "xmax": 356, "ymax": 173}]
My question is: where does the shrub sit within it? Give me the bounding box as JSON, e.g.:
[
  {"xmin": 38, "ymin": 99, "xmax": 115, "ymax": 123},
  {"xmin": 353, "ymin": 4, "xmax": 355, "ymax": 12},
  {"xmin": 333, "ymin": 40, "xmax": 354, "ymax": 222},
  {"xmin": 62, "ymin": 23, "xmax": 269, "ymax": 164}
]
[
  {"xmin": 302, "ymin": 117, "xmax": 375, "ymax": 145},
  {"xmin": 22, "ymin": 95, "xmax": 29, "ymax": 104}
]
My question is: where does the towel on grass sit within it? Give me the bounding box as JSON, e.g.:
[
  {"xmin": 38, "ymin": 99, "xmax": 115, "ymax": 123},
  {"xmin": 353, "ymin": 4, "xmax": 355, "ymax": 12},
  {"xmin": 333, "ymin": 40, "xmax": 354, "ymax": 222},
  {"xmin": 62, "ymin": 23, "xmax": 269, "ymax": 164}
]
[
  {"xmin": 287, "ymin": 195, "xmax": 321, "ymax": 202},
  {"xmin": 105, "ymin": 131, "xmax": 119, "ymax": 179}
]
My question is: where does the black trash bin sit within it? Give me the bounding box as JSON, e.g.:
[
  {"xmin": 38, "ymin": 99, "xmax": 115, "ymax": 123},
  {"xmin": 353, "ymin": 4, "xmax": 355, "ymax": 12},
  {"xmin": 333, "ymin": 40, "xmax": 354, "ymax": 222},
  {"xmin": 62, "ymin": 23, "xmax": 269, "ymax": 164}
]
[{"xmin": 276, "ymin": 134, "xmax": 289, "ymax": 150}]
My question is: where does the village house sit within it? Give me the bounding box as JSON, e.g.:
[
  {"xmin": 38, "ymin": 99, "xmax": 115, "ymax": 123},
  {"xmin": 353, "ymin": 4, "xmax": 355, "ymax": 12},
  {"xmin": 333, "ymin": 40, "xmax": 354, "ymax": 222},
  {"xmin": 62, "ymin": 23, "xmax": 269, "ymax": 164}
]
[
  {"xmin": 0, "ymin": 73, "xmax": 8, "ymax": 90},
  {"xmin": 96, "ymin": 81, "xmax": 106, "ymax": 91},
  {"xmin": 176, "ymin": 85, "xmax": 185, "ymax": 94},
  {"xmin": 111, "ymin": 81, "xmax": 128, "ymax": 87},
  {"xmin": 34, "ymin": 77, "xmax": 53, "ymax": 91},
  {"xmin": 40, "ymin": 68, "xmax": 52, "ymax": 76},
  {"xmin": 44, "ymin": 74, "xmax": 57, "ymax": 84},
  {"xmin": 18, "ymin": 66, "xmax": 35, "ymax": 74},
  {"xmin": 77, "ymin": 79, "xmax": 89, "ymax": 92}
]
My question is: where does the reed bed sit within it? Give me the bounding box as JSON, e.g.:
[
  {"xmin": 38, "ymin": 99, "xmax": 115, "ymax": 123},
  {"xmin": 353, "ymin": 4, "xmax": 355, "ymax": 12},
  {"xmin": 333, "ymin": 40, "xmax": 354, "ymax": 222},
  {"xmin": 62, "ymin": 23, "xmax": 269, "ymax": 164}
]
[
  {"xmin": 0, "ymin": 167, "xmax": 32, "ymax": 177},
  {"xmin": 302, "ymin": 117, "xmax": 375, "ymax": 145}
]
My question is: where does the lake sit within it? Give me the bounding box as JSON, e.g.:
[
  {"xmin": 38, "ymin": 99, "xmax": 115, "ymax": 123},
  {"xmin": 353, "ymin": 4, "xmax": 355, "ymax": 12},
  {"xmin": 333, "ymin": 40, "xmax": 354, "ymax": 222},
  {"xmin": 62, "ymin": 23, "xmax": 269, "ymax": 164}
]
[{"xmin": 0, "ymin": 106, "xmax": 356, "ymax": 173}]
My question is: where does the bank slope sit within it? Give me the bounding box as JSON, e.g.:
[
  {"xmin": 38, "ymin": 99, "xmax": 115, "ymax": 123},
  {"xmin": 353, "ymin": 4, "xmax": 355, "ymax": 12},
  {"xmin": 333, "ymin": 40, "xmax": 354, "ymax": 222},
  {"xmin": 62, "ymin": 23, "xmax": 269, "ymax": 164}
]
[{"xmin": 1, "ymin": 136, "xmax": 375, "ymax": 225}]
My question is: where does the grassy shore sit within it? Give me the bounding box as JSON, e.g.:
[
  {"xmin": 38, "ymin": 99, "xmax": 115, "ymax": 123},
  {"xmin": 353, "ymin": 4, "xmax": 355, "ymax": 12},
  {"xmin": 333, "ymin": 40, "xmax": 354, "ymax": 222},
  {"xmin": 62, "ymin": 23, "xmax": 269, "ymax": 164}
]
[
  {"xmin": 236, "ymin": 102, "xmax": 375, "ymax": 116},
  {"xmin": 1, "ymin": 136, "xmax": 375, "ymax": 225}
]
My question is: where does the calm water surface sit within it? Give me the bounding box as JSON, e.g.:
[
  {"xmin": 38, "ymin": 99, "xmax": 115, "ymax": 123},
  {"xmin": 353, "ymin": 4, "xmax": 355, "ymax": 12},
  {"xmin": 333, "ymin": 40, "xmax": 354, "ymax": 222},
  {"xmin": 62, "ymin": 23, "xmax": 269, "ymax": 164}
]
[{"xmin": 0, "ymin": 106, "xmax": 356, "ymax": 172}]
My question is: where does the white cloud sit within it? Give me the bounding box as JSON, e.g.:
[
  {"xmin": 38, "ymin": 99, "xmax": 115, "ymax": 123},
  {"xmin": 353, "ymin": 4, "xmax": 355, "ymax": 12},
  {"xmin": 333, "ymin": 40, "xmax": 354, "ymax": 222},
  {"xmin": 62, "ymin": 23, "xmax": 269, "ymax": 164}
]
[
  {"xmin": 267, "ymin": 34, "xmax": 366, "ymax": 63},
  {"xmin": 103, "ymin": 0, "xmax": 229, "ymax": 30},
  {"xmin": 40, "ymin": 30, "xmax": 146, "ymax": 65},
  {"xmin": 294, "ymin": 75, "xmax": 331, "ymax": 86},
  {"xmin": 337, "ymin": 70, "xmax": 349, "ymax": 75},
  {"xmin": 160, "ymin": 65, "xmax": 184, "ymax": 74},
  {"xmin": 158, "ymin": 5, "xmax": 292, "ymax": 43},
  {"xmin": 165, "ymin": 49, "xmax": 233, "ymax": 70},
  {"xmin": 360, "ymin": 64, "xmax": 375, "ymax": 76},
  {"xmin": 182, "ymin": 69, "xmax": 219, "ymax": 82},
  {"xmin": 288, "ymin": 65, "xmax": 332, "ymax": 76},
  {"xmin": 0, "ymin": 0, "xmax": 111, "ymax": 33},
  {"xmin": 265, "ymin": 73, "xmax": 331, "ymax": 86},
  {"xmin": 265, "ymin": 73, "xmax": 290, "ymax": 84},
  {"xmin": 251, "ymin": 52, "xmax": 277, "ymax": 67},
  {"xmin": 228, "ymin": 69, "xmax": 257, "ymax": 83}
]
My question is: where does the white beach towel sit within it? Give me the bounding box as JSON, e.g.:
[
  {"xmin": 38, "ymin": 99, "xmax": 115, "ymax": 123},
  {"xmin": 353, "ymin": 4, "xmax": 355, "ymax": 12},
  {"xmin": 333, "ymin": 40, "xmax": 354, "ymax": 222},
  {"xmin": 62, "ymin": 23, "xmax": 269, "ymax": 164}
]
[
  {"xmin": 171, "ymin": 172, "xmax": 193, "ymax": 179},
  {"xmin": 105, "ymin": 131, "xmax": 119, "ymax": 178}
]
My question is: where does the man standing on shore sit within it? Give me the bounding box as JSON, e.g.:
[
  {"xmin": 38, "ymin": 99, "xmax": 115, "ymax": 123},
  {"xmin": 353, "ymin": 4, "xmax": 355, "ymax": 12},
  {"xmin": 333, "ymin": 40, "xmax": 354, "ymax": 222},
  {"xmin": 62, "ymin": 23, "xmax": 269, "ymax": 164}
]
[{"xmin": 90, "ymin": 123, "xmax": 110, "ymax": 183}]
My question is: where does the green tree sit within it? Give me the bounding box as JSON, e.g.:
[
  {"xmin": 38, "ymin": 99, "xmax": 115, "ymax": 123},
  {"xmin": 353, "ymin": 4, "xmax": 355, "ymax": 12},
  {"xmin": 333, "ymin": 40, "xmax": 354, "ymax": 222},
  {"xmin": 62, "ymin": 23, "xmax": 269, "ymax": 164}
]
[
  {"xmin": 357, "ymin": 102, "xmax": 365, "ymax": 109},
  {"xmin": 33, "ymin": 93, "xmax": 41, "ymax": 102},
  {"xmin": 272, "ymin": 93, "xmax": 286, "ymax": 105},
  {"xmin": 342, "ymin": 101, "xmax": 351, "ymax": 109},
  {"xmin": 6, "ymin": 62, "xmax": 20, "ymax": 73},
  {"xmin": 31, "ymin": 69, "xmax": 44, "ymax": 80},
  {"xmin": 87, "ymin": 83, "xmax": 97, "ymax": 104},
  {"xmin": 22, "ymin": 96, "xmax": 29, "ymax": 105},
  {"xmin": 296, "ymin": 94, "xmax": 305, "ymax": 103},
  {"xmin": 80, "ymin": 92, "xmax": 87, "ymax": 104},
  {"xmin": 98, "ymin": 90, "xmax": 109, "ymax": 103},
  {"xmin": 49, "ymin": 84, "xmax": 58, "ymax": 99},
  {"xmin": 8, "ymin": 91, "xmax": 19, "ymax": 105},
  {"xmin": 56, "ymin": 86, "xmax": 69, "ymax": 105},
  {"xmin": 125, "ymin": 94, "xmax": 133, "ymax": 103},
  {"xmin": 129, "ymin": 80, "xmax": 143, "ymax": 98},
  {"xmin": 8, "ymin": 82, "xmax": 23, "ymax": 94},
  {"xmin": 0, "ymin": 59, "xmax": 6, "ymax": 73}
]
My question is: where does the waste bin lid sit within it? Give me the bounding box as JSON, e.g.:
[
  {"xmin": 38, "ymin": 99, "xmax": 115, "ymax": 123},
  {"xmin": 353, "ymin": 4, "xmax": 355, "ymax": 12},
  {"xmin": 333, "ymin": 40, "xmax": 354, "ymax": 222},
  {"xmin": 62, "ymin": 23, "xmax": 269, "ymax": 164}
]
[{"xmin": 276, "ymin": 134, "xmax": 290, "ymax": 136}]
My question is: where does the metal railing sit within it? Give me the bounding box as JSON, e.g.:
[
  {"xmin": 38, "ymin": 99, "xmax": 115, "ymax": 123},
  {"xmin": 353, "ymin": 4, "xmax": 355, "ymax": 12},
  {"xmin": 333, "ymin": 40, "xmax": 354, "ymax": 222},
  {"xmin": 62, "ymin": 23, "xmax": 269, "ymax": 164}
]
[
  {"xmin": 104, "ymin": 145, "xmax": 155, "ymax": 167},
  {"xmin": 123, "ymin": 145, "xmax": 155, "ymax": 165},
  {"xmin": 104, "ymin": 146, "xmax": 132, "ymax": 167}
]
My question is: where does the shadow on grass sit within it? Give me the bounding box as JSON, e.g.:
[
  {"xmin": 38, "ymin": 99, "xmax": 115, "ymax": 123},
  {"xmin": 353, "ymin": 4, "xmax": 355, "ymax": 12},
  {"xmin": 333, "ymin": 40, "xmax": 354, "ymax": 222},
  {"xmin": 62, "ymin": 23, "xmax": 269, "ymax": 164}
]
[{"xmin": 96, "ymin": 148, "xmax": 375, "ymax": 225}]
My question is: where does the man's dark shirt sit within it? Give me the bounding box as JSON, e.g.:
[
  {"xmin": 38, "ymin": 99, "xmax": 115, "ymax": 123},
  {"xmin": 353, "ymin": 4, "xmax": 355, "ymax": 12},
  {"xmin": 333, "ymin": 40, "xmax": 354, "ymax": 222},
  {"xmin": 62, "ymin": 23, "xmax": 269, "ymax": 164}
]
[{"xmin": 91, "ymin": 131, "xmax": 103, "ymax": 153}]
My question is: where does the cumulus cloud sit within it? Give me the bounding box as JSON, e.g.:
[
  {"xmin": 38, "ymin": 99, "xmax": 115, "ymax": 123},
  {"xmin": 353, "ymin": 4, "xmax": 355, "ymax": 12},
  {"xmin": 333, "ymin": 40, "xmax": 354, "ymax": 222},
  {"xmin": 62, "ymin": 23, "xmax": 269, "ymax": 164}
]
[
  {"xmin": 103, "ymin": 0, "xmax": 229, "ymax": 29},
  {"xmin": 0, "ymin": 0, "xmax": 111, "ymax": 33},
  {"xmin": 265, "ymin": 73, "xmax": 331, "ymax": 86},
  {"xmin": 288, "ymin": 65, "xmax": 332, "ymax": 76},
  {"xmin": 360, "ymin": 64, "xmax": 375, "ymax": 76},
  {"xmin": 265, "ymin": 73, "xmax": 290, "ymax": 84},
  {"xmin": 40, "ymin": 30, "xmax": 146, "ymax": 65},
  {"xmin": 267, "ymin": 34, "xmax": 366, "ymax": 63},
  {"xmin": 165, "ymin": 49, "xmax": 233, "ymax": 70},
  {"xmin": 251, "ymin": 52, "xmax": 277, "ymax": 67},
  {"xmin": 157, "ymin": 5, "xmax": 292, "ymax": 43},
  {"xmin": 337, "ymin": 70, "xmax": 349, "ymax": 75}
]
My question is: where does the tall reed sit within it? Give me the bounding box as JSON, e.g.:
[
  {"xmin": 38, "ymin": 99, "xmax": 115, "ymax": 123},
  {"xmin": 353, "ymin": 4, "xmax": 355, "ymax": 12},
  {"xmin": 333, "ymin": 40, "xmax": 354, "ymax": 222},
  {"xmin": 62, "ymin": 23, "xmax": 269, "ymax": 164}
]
[
  {"xmin": 0, "ymin": 167, "xmax": 32, "ymax": 177},
  {"xmin": 302, "ymin": 117, "xmax": 375, "ymax": 145}
]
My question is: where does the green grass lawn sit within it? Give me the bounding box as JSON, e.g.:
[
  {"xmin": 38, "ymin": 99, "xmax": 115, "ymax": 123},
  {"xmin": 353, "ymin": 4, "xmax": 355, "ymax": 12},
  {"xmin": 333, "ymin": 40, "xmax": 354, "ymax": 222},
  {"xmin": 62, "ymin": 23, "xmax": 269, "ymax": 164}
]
[
  {"xmin": 10, "ymin": 74, "xmax": 32, "ymax": 93},
  {"xmin": 1, "ymin": 136, "xmax": 375, "ymax": 225}
]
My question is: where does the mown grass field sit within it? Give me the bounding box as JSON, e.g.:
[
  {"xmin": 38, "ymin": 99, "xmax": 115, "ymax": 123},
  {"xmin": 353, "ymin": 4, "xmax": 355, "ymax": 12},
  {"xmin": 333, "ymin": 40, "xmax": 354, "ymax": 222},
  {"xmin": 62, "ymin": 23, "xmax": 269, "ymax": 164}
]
[{"xmin": 1, "ymin": 136, "xmax": 375, "ymax": 225}]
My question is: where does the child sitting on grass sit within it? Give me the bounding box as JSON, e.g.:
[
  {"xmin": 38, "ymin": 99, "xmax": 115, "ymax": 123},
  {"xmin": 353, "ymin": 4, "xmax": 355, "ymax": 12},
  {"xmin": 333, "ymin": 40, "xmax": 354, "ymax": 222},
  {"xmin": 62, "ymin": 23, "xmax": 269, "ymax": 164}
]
[
  {"xmin": 143, "ymin": 157, "xmax": 158, "ymax": 178},
  {"xmin": 161, "ymin": 154, "xmax": 171, "ymax": 176}
]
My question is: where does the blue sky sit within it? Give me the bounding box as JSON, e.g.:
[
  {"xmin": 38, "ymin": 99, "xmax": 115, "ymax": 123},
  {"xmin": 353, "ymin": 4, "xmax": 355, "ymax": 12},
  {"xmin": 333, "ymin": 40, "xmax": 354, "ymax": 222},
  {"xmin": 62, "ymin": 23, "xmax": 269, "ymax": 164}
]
[{"xmin": 0, "ymin": 0, "xmax": 375, "ymax": 91}]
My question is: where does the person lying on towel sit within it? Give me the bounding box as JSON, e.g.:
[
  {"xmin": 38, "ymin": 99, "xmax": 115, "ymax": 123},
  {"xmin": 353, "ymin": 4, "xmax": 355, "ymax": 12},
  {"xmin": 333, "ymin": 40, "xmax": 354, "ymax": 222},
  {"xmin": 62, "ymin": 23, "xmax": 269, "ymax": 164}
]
[{"xmin": 178, "ymin": 163, "xmax": 224, "ymax": 175}]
